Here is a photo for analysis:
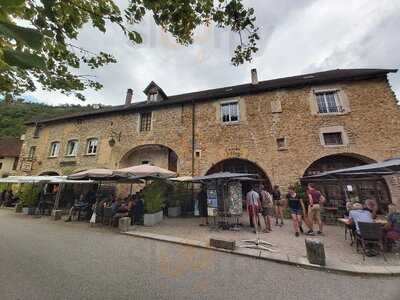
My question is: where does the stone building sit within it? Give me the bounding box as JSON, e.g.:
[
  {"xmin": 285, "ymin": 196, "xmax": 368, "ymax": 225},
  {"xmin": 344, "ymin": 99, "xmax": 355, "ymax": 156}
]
[
  {"xmin": 0, "ymin": 137, "xmax": 22, "ymax": 177},
  {"xmin": 19, "ymin": 68, "xmax": 400, "ymax": 207}
]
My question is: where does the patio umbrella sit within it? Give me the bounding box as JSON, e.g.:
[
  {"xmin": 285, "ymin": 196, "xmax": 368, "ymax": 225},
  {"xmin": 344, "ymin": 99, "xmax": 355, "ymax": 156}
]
[
  {"xmin": 67, "ymin": 169, "xmax": 124, "ymax": 180},
  {"xmin": 114, "ymin": 164, "xmax": 176, "ymax": 179}
]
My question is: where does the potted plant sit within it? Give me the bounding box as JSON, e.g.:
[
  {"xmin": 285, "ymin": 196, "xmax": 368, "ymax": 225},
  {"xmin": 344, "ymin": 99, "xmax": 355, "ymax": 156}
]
[
  {"xmin": 142, "ymin": 181, "xmax": 167, "ymax": 226},
  {"xmin": 18, "ymin": 184, "xmax": 40, "ymax": 215},
  {"xmin": 167, "ymin": 183, "xmax": 186, "ymax": 217}
]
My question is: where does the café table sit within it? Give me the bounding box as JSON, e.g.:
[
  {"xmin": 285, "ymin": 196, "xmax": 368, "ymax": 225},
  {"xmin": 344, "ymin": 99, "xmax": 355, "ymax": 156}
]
[{"xmin": 337, "ymin": 216, "xmax": 388, "ymax": 244}]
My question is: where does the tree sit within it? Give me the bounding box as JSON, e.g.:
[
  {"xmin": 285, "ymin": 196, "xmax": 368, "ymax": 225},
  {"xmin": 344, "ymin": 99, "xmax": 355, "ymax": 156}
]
[{"xmin": 0, "ymin": 0, "xmax": 259, "ymax": 100}]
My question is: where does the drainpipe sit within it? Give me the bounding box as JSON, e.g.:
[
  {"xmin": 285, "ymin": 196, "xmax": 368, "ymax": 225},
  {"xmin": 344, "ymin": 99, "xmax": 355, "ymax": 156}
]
[{"xmin": 191, "ymin": 101, "xmax": 196, "ymax": 176}]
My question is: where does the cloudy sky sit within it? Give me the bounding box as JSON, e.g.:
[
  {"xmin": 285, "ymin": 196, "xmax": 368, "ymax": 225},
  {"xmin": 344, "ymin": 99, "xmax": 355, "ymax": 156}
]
[{"xmin": 26, "ymin": 0, "xmax": 400, "ymax": 106}]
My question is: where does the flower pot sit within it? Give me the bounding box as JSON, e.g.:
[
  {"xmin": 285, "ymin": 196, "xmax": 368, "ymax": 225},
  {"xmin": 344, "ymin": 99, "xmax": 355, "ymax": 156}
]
[
  {"xmin": 168, "ymin": 206, "xmax": 181, "ymax": 217},
  {"xmin": 27, "ymin": 207, "xmax": 36, "ymax": 215},
  {"xmin": 143, "ymin": 210, "xmax": 163, "ymax": 226}
]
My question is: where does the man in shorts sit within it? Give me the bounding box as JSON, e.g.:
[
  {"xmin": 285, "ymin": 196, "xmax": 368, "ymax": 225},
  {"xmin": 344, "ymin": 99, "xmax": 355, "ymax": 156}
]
[
  {"xmin": 259, "ymin": 185, "xmax": 273, "ymax": 232},
  {"xmin": 272, "ymin": 185, "xmax": 284, "ymax": 226},
  {"xmin": 246, "ymin": 186, "xmax": 261, "ymax": 232},
  {"xmin": 306, "ymin": 183, "xmax": 325, "ymax": 235}
]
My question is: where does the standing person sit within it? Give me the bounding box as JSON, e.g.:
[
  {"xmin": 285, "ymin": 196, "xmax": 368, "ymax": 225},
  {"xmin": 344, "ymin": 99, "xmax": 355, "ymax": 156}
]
[
  {"xmin": 286, "ymin": 186, "xmax": 305, "ymax": 237},
  {"xmin": 272, "ymin": 185, "xmax": 284, "ymax": 226},
  {"xmin": 198, "ymin": 186, "xmax": 209, "ymax": 226},
  {"xmin": 384, "ymin": 204, "xmax": 400, "ymax": 249},
  {"xmin": 246, "ymin": 186, "xmax": 261, "ymax": 233},
  {"xmin": 306, "ymin": 183, "xmax": 325, "ymax": 235},
  {"xmin": 259, "ymin": 185, "xmax": 273, "ymax": 232}
]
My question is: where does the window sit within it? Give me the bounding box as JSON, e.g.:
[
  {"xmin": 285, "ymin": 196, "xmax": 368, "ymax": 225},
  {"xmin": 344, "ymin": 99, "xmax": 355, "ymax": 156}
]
[
  {"xmin": 315, "ymin": 91, "xmax": 342, "ymax": 114},
  {"xmin": 276, "ymin": 138, "xmax": 287, "ymax": 150},
  {"xmin": 12, "ymin": 157, "xmax": 19, "ymax": 170},
  {"xmin": 148, "ymin": 92, "xmax": 157, "ymax": 102},
  {"xmin": 323, "ymin": 132, "xmax": 343, "ymax": 146},
  {"xmin": 66, "ymin": 140, "xmax": 79, "ymax": 157},
  {"xmin": 86, "ymin": 138, "xmax": 98, "ymax": 155},
  {"xmin": 49, "ymin": 142, "xmax": 60, "ymax": 157},
  {"xmin": 0, "ymin": 162, "xmax": 2, "ymax": 170},
  {"xmin": 33, "ymin": 125, "xmax": 42, "ymax": 138},
  {"xmin": 141, "ymin": 160, "xmax": 150, "ymax": 165},
  {"xmin": 28, "ymin": 146, "xmax": 36, "ymax": 159},
  {"xmin": 221, "ymin": 102, "xmax": 239, "ymax": 123},
  {"xmin": 140, "ymin": 112, "xmax": 152, "ymax": 132}
]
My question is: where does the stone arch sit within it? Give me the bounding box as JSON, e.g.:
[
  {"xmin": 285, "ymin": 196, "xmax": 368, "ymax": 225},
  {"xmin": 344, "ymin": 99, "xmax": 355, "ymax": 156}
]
[
  {"xmin": 205, "ymin": 157, "xmax": 272, "ymax": 191},
  {"xmin": 119, "ymin": 144, "xmax": 179, "ymax": 172},
  {"xmin": 302, "ymin": 153, "xmax": 391, "ymax": 212},
  {"xmin": 302, "ymin": 152, "xmax": 376, "ymax": 177},
  {"xmin": 38, "ymin": 170, "xmax": 60, "ymax": 176}
]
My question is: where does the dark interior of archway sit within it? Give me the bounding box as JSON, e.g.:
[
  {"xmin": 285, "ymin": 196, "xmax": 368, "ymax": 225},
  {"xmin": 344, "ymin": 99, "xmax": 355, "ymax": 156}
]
[
  {"xmin": 206, "ymin": 158, "xmax": 272, "ymax": 196},
  {"xmin": 303, "ymin": 155, "xmax": 369, "ymax": 177},
  {"xmin": 39, "ymin": 172, "xmax": 59, "ymax": 176}
]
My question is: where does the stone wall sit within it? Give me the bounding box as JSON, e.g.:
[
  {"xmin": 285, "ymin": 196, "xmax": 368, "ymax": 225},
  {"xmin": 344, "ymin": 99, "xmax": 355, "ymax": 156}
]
[
  {"xmin": 20, "ymin": 77, "xmax": 400, "ymax": 192},
  {"xmin": 0, "ymin": 156, "xmax": 17, "ymax": 177}
]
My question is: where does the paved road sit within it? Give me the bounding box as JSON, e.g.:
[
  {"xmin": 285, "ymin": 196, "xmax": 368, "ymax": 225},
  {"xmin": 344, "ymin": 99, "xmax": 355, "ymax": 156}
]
[{"xmin": 0, "ymin": 209, "xmax": 399, "ymax": 300}]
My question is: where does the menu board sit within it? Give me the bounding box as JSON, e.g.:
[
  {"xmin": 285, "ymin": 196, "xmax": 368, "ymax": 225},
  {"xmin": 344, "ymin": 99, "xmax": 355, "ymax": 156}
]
[{"xmin": 207, "ymin": 188, "xmax": 218, "ymax": 208}]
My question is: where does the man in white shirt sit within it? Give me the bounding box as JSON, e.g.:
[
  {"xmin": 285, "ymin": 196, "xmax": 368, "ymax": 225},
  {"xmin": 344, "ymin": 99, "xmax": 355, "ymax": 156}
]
[
  {"xmin": 246, "ymin": 187, "xmax": 261, "ymax": 232},
  {"xmin": 349, "ymin": 202, "xmax": 373, "ymax": 234}
]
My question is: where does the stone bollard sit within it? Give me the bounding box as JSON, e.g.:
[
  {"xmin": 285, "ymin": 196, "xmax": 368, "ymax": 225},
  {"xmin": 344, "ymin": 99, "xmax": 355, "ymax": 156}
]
[
  {"xmin": 210, "ymin": 238, "xmax": 236, "ymax": 251},
  {"xmin": 305, "ymin": 238, "xmax": 326, "ymax": 266},
  {"xmin": 51, "ymin": 210, "xmax": 63, "ymax": 221},
  {"xmin": 119, "ymin": 217, "xmax": 131, "ymax": 232}
]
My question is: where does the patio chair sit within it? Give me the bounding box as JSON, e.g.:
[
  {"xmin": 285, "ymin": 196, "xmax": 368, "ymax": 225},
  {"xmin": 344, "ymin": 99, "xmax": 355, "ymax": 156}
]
[
  {"xmin": 102, "ymin": 207, "xmax": 114, "ymax": 226},
  {"xmin": 355, "ymin": 222, "xmax": 386, "ymax": 261}
]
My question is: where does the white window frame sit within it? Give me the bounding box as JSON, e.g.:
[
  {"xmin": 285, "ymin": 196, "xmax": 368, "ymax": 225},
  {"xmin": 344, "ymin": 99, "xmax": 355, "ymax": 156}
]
[
  {"xmin": 86, "ymin": 138, "xmax": 98, "ymax": 155},
  {"xmin": 220, "ymin": 100, "xmax": 240, "ymax": 124},
  {"xmin": 66, "ymin": 140, "xmax": 79, "ymax": 157},
  {"xmin": 49, "ymin": 142, "xmax": 60, "ymax": 157},
  {"xmin": 314, "ymin": 89, "xmax": 344, "ymax": 115}
]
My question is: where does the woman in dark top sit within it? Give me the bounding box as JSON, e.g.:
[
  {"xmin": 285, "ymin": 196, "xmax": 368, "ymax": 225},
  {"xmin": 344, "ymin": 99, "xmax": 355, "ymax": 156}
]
[{"xmin": 286, "ymin": 186, "xmax": 305, "ymax": 237}]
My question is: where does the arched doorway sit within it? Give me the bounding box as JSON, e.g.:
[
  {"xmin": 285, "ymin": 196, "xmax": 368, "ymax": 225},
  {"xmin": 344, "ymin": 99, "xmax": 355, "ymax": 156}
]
[
  {"xmin": 119, "ymin": 144, "xmax": 179, "ymax": 172},
  {"xmin": 38, "ymin": 171, "xmax": 60, "ymax": 176},
  {"xmin": 303, "ymin": 153, "xmax": 391, "ymax": 213},
  {"xmin": 206, "ymin": 158, "xmax": 272, "ymax": 192}
]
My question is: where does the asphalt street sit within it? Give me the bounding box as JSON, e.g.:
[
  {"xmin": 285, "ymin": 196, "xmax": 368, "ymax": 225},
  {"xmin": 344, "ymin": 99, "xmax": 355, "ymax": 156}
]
[{"xmin": 0, "ymin": 209, "xmax": 399, "ymax": 300}]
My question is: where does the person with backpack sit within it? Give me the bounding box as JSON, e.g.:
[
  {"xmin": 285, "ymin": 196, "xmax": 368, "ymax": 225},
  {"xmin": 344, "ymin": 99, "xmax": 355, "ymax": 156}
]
[
  {"xmin": 306, "ymin": 183, "xmax": 325, "ymax": 235},
  {"xmin": 272, "ymin": 185, "xmax": 284, "ymax": 226},
  {"xmin": 259, "ymin": 185, "xmax": 273, "ymax": 232}
]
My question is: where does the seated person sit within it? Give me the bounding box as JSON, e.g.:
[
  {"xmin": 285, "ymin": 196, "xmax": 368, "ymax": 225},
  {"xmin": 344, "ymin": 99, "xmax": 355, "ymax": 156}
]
[
  {"xmin": 65, "ymin": 193, "xmax": 90, "ymax": 222},
  {"xmin": 384, "ymin": 204, "xmax": 400, "ymax": 244},
  {"xmin": 363, "ymin": 199, "xmax": 378, "ymax": 219},
  {"xmin": 348, "ymin": 202, "xmax": 374, "ymax": 234}
]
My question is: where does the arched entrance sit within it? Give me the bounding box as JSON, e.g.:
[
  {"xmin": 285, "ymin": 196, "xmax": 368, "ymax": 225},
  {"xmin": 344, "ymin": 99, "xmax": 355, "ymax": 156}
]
[
  {"xmin": 119, "ymin": 144, "xmax": 178, "ymax": 172},
  {"xmin": 206, "ymin": 158, "xmax": 272, "ymax": 192},
  {"xmin": 303, "ymin": 153, "xmax": 391, "ymax": 213},
  {"xmin": 38, "ymin": 171, "xmax": 60, "ymax": 176}
]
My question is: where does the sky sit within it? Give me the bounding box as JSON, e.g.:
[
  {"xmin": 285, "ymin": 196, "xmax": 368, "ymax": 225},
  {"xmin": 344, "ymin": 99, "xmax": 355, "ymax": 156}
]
[{"xmin": 25, "ymin": 0, "xmax": 400, "ymax": 106}]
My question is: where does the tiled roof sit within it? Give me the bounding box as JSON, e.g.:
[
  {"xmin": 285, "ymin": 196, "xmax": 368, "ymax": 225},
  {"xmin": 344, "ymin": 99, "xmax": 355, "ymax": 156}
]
[
  {"xmin": 0, "ymin": 138, "xmax": 23, "ymax": 157},
  {"xmin": 27, "ymin": 68, "xmax": 397, "ymax": 125}
]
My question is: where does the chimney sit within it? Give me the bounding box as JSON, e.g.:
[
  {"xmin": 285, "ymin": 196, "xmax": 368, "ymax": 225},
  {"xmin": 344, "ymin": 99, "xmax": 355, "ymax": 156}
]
[
  {"xmin": 125, "ymin": 88, "xmax": 133, "ymax": 105},
  {"xmin": 251, "ymin": 68, "xmax": 258, "ymax": 85}
]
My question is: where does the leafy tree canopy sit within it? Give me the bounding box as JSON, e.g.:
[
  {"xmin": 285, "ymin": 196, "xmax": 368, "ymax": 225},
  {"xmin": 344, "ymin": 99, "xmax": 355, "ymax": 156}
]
[{"xmin": 0, "ymin": 0, "xmax": 259, "ymax": 100}]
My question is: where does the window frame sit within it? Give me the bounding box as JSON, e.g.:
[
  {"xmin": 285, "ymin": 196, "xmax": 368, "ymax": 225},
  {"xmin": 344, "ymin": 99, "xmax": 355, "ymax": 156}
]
[
  {"xmin": 33, "ymin": 125, "xmax": 42, "ymax": 138},
  {"xmin": 220, "ymin": 100, "xmax": 240, "ymax": 124},
  {"xmin": 65, "ymin": 139, "xmax": 79, "ymax": 157},
  {"xmin": 314, "ymin": 89, "xmax": 344, "ymax": 115},
  {"xmin": 139, "ymin": 112, "xmax": 152, "ymax": 132},
  {"xmin": 322, "ymin": 132, "xmax": 344, "ymax": 146},
  {"xmin": 319, "ymin": 126, "xmax": 348, "ymax": 148},
  {"xmin": 49, "ymin": 142, "xmax": 60, "ymax": 158},
  {"xmin": 86, "ymin": 138, "xmax": 98, "ymax": 155},
  {"xmin": 276, "ymin": 137, "xmax": 288, "ymax": 150},
  {"xmin": 28, "ymin": 146, "xmax": 36, "ymax": 160}
]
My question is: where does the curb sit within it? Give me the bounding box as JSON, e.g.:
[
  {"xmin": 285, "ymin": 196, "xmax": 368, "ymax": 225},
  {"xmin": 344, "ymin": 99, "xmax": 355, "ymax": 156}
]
[{"xmin": 121, "ymin": 230, "xmax": 400, "ymax": 277}]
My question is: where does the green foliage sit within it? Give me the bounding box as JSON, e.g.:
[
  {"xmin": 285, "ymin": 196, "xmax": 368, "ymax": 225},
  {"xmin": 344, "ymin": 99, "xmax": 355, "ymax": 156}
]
[
  {"xmin": 17, "ymin": 184, "xmax": 41, "ymax": 207},
  {"xmin": 0, "ymin": 183, "xmax": 6, "ymax": 192},
  {"xmin": 142, "ymin": 180, "xmax": 168, "ymax": 214},
  {"xmin": 0, "ymin": 0, "xmax": 259, "ymax": 100},
  {"xmin": 168, "ymin": 182, "xmax": 190, "ymax": 207},
  {"xmin": 0, "ymin": 99, "xmax": 99, "ymax": 137},
  {"xmin": 294, "ymin": 182, "xmax": 307, "ymax": 201}
]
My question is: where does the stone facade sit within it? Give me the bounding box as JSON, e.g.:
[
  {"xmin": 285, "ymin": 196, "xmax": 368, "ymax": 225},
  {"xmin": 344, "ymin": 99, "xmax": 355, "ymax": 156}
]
[
  {"xmin": 19, "ymin": 75, "xmax": 400, "ymax": 202},
  {"xmin": 0, "ymin": 156, "xmax": 18, "ymax": 177}
]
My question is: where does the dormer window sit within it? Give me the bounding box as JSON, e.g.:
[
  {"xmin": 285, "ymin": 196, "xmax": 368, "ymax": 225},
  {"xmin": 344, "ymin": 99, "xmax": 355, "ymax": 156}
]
[{"xmin": 143, "ymin": 81, "xmax": 167, "ymax": 102}]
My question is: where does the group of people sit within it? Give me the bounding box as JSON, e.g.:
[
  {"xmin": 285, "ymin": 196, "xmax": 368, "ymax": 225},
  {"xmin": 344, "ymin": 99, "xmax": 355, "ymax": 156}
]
[
  {"xmin": 346, "ymin": 201, "xmax": 400, "ymax": 251},
  {"xmin": 246, "ymin": 183, "xmax": 325, "ymax": 237},
  {"xmin": 0, "ymin": 189, "xmax": 18, "ymax": 207},
  {"xmin": 64, "ymin": 188, "xmax": 145, "ymax": 225}
]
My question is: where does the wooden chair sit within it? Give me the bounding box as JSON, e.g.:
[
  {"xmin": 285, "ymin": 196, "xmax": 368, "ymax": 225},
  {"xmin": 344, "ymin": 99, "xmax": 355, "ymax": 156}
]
[{"xmin": 356, "ymin": 222, "xmax": 386, "ymax": 261}]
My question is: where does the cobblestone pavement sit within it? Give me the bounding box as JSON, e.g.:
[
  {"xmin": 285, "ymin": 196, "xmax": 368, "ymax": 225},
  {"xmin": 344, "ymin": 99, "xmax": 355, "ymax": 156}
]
[
  {"xmin": 134, "ymin": 213, "xmax": 400, "ymax": 266},
  {"xmin": 1, "ymin": 209, "xmax": 400, "ymax": 300}
]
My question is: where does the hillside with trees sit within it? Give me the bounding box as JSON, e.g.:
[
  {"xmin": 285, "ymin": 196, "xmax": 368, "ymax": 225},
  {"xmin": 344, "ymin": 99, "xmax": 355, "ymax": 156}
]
[{"xmin": 0, "ymin": 99, "xmax": 101, "ymax": 138}]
